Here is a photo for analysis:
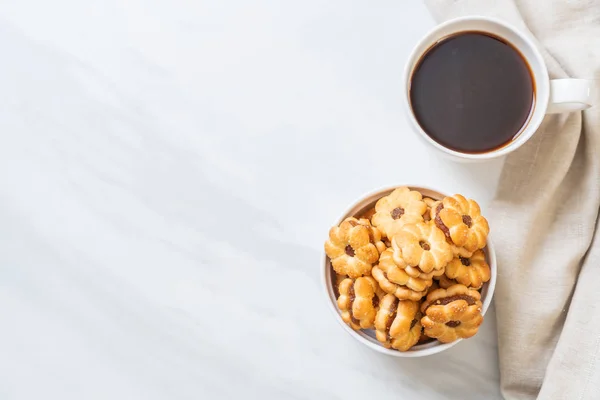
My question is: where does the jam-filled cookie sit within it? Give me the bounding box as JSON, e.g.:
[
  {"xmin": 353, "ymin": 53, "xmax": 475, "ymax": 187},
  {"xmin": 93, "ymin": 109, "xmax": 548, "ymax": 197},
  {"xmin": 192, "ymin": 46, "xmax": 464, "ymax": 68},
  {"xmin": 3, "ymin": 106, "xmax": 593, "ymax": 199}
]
[
  {"xmin": 445, "ymin": 249, "xmax": 491, "ymax": 289},
  {"xmin": 374, "ymin": 248, "xmax": 432, "ymax": 293},
  {"xmin": 325, "ymin": 217, "xmax": 385, "ymax": 278},
  {"xmin": 371, "ymin": 187, "xmax": 427, "ymax": 238},
  {"xmin": 421, "ymin": 285, "xmax": 483, "ymax": 343},
  {"xmin": 375, "ymin": 295, "xmax": 422, "ymax": 351},
  {"xmin": 337, "ymin": 277, "xmax": 383, "ymax": 330},
  {"xmin": 392, "ymin": 222, "xmax": 453, "ymax": 273},
  {"xmin": 432, "ymin": 195, "xmax": 489, "ymax": 252},
  {"xmin": 430, "ymin": 202, "xmax": 474, "ymax": 258}
]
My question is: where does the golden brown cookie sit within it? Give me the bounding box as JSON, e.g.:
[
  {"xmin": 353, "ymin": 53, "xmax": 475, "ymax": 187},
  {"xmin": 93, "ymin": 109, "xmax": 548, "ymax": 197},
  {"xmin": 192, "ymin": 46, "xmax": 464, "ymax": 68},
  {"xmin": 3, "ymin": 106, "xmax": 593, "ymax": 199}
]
[
  {"xmin": 445, "ymin": 249, "xmax": 491, "ymax": 289},
  {"xmin": 432, "ymin": 195, "xmax": 489, "ymax": 252},
  {"xmin": 430, "ymin": 201, "xmax": 474, "ymax": 257},
  {"xmin": 375, "ymin": 295, "xmax": 422, "ymax": 351},
  {"xmin": 421, "ymin": 284, "xmax": 482, "ymax": 311},
  {"xmin": 337, "ymin": 277, "xmax": 383, "ymax": 330},
  {"xmin": 372, "ymin": 187, "xmax": 427, "ymax": 238},
  {"xmin": 392, "ymin": 222, "xmax": 453, "ymax": 273},
  {"xmin": 420, "ymin": 284, "xmax": 483, "ymax": 343},
  {"xmin": 325, "ymin": 217, "xmax": 385, "ymax": 278},
  {"xmin": 374, "ymin": 248, "xmax": 432, "ymax": 292}
]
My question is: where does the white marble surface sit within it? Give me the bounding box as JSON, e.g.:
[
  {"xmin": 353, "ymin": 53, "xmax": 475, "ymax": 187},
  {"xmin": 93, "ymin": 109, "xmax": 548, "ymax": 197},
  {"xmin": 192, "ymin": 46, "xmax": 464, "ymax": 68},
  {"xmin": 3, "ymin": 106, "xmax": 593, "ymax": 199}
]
[{"xmin": 0, "ymin": 1, "xmax": 506, "ymax": 399}]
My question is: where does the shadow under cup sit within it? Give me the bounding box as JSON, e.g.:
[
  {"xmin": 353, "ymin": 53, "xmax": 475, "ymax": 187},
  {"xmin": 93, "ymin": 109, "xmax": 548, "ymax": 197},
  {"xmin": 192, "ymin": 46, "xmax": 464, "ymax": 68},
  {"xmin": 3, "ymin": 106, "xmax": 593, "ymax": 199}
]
[{"xmin": 408, "ymin": 30, "xmax": 537, "ymax": 155}]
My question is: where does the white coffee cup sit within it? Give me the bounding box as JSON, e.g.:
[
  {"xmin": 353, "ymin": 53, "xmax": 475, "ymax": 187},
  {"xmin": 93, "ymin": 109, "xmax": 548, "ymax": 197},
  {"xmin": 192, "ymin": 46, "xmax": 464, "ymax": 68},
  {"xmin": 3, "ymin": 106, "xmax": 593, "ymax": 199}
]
[{"xmin": 403, "ymin": 16, "xmax": 594, "ymax": 162}]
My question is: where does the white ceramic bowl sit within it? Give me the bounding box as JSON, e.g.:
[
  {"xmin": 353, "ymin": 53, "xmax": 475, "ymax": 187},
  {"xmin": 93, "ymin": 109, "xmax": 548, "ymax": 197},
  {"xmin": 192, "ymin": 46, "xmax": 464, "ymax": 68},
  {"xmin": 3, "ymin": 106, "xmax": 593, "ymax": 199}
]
[{"xmin": 322, "ymin": 185, "xmax": 497, "ymax": 357}]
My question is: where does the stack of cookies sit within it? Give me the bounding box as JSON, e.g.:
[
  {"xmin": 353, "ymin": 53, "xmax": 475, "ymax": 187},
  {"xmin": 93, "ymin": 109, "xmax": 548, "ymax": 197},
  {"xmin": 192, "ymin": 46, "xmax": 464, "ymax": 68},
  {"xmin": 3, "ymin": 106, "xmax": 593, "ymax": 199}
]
[{"xmin": 324, "ymin": 187, "xmax": 491, "ymax": 351}]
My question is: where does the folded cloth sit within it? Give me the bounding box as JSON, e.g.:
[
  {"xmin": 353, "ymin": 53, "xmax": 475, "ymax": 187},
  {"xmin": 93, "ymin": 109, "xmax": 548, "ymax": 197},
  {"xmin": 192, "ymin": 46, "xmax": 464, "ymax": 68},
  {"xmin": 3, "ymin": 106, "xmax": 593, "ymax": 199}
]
[{"xmin": 423, "ymin": 1, "xmax": 600, "ymax": 398}]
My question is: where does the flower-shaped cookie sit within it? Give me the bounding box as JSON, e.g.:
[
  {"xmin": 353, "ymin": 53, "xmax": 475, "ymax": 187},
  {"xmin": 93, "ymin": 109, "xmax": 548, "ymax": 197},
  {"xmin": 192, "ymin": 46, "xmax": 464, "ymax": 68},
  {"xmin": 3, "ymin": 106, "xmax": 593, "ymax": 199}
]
[
  {"xmin": 432, "ymin": 195, "xmax": 489, "ymax": 252},
  {"xmin": 421, "ymin": 284, "xmax": 482, "ymax": 313},
  {"xmin": 430, "ymin": 202, "xmax": 473, "ymax": 258},
  {"xmin": 338, "ymin": 277, "xmax": 383, "ymax": 330},
  {"xmin": 392, "ymin": 222, "xmax": 453, "ymax": 273},
  {"xmin": 325, "ymin": 217, "xmax": 385, "ymax": 278},
  {"xmin": 372, "ymin": 187, "xmax": 427, "ymax": 238},
  {"xmin": 421, "ymin": 285, "xmax": 483, "ymax": 343},
  {"xmin": 375, "ymin": 295, "xmax": 422, "ymax": 351},
  {"xmin": 373, "ymin": 248, "xmax": 432, "ymax": 294},
  {"xmin": 445, "ymin": 250, "xmax": 491, "ymax": 289}
]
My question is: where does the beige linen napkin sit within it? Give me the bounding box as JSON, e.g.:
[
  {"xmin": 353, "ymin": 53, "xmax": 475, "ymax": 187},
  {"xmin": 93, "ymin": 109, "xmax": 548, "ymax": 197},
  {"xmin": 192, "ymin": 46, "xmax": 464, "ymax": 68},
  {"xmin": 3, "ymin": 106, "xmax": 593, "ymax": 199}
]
[{"xmin": 423, "ymin": 1, "xmax": 600, "ymax": 398}]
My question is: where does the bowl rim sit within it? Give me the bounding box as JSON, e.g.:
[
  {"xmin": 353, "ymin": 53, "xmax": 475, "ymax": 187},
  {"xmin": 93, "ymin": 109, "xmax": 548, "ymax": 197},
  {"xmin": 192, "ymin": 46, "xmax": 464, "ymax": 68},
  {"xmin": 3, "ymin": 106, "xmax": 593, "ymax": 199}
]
[{"xmin": 321, "ymin": 184, "xmax": 497, "ymax": 357}]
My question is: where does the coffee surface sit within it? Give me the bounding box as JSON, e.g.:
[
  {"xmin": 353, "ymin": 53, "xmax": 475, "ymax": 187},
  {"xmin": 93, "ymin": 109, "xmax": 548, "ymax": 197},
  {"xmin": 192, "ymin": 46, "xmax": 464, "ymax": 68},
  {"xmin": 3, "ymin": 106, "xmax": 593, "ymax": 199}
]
[{"xmin": 410, "ymin": 32, "xmax": 534, "ymax": 153}]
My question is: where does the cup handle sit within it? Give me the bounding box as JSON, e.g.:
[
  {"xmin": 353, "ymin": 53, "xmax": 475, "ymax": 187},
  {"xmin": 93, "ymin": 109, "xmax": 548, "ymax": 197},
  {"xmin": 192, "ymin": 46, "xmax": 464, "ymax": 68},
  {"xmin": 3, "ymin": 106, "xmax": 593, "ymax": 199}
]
[{"xmin": 546, "ymin": 79, "xmax": 593, "ymax": 114}]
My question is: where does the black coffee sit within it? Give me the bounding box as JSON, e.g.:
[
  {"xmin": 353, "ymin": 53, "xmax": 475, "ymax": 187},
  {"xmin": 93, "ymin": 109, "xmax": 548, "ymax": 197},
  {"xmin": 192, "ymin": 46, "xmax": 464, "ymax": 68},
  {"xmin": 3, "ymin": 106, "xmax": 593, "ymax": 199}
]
[{"xmin": 409, "ymin": 32, "xmax": 534, "ymax": 153}]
